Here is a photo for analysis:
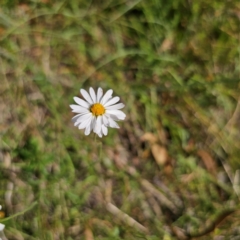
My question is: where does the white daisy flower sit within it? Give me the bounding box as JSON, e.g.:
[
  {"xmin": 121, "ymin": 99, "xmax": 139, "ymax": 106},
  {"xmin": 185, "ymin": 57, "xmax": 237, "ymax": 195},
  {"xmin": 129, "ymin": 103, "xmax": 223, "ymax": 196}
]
[{"xmin": 70, "ymin": 87, "xmax": 126, "ymax": 137}]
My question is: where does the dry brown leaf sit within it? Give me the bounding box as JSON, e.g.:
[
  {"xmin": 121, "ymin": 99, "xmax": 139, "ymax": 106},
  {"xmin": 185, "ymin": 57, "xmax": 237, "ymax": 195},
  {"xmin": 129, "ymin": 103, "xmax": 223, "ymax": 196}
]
[
  {"xmin": 197, "ymin": 149, "xmax": 217, "ymax": 175},
  {"xmin": 157, "ymin": 128, "xmax": 168, "ymax": 145},
  {"xmin": 151, "ymin": 144, "xmax": 168, "ymax": 166},
  {"xmin": 164, "ymin": 163, "xmax": 173, "ymax": 175},
  {"xmin": 140, "ymin": 132, "xmax": 157, "ymax": 144},
  {"xmin": 2, "ymin": 151, "xmax": 11, "ymax": 168},
  {"xmin": 141, "ymin": 149, "xmax": 151, "ymax": 159},
  {"xmin": 159, "ymin": 37, "xmax": 173, "ymax": 52},
  {"xmin": 84, "ymin": 228, "xmax": 94, "ymax": 240},
  {"xmin": 181, "ymin": 173, "xmax": 196, "ymax": 183}
]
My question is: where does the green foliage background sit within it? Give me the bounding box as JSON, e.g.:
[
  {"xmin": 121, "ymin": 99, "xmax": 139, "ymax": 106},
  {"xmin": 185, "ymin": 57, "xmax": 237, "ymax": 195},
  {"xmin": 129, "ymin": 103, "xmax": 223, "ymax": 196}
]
[{"xmin": 0, "ymin": 0, "xmax": 240, "ymax": 239}]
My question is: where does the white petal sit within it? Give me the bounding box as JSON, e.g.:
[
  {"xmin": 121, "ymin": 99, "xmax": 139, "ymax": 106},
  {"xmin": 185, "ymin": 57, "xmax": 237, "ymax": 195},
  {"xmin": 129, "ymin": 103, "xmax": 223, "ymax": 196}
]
[
  {"xmin": 0, "ymin": 223, "xmax": 5, "ymax": 231},
  {"xmin": 102, "ymin": 125, "xmax": 108, "ymax": 136},
  {"xmin": 90, "ymin": 116, "xmax": 96, "ymax": 132},
  {"xmin": 94, "ymin": 125, "xmax": 101, "ymax": 134},
  {"xmin": 71, "ymin": 110, "xmax": 88, "ymax": 115},
  {"xmin": 74, "ymin": 113, "xmax": 92, "ymax": 126},
  {"xmin": 101, "ymin": 89, "xmax": 113, "ymax": 105},
  {"xmin": 98, "ymin": 132, "xmax": 103, "ymax": 138},
  {"xmin": 71, "ymin": 114, "xmax": 82, "ymax": 122},
  {"xmin": 104, "ymin": 96, "xmax": 120, "ymax": 107},
  {"xmin": 108, "ymin": 118, "xmax": 120, "ymax": 128},
  {"xmin": 74, "ymin": 113, "xmax": 92, "ymax": 122},
  {"xmin": 105, "ymin": 103, "xmax": 125, "ymax": 110},
  {"xmin": 97, "ymin": 116, "xmax": 103, "ymax": 133},
  {"xmin": 89, "ymin": 87, "xmax": 96, "ymax": 103},
  {"xmin": 74, "ymin": 97, "xmax": 90, "ymax": 108},
  {"xmin": 94, "ymin": 116, "xmax": 102, "ymax": 133},
  {"xmin": 71, "ymin": 109, "xmax": 89, "ymax": 114},
  {"xmin": 78, "ymin": 120, "xmax": 90, "ymax": 129},
  {"xmin": 77, "ymin": 118, "xmax": 91, "ymax": 129},
  {"xmin": 70, "ymin": 104, "xmax": 89, "ymax": 113},
  {"xmin": 97, "ymin": 87, "xmax": 103, "ymax": 102},
  {"xmin": 105, "ymin": 113, "xmax": 118, "ymax": 121},
  {"xmin": 78, "ymin": 116, "xmax": 92, "ymax": 129},
  {"xmin": 106, "ymin": 110, "xmax": 126, "ymax": 120},
  {"xmin": 85, "ymin": 125, "xmax": 91, "ymax": 135},
  {"xmin": 74, "ymin": 114, "xmax": 88, "ymax": 126},
  {"xmin": 102, "ymin": 115, "xmax": 109, "ymax": 126},
  {"xmin": 80, "ymin": 89, "xmax": 94, "ymax": 104}
]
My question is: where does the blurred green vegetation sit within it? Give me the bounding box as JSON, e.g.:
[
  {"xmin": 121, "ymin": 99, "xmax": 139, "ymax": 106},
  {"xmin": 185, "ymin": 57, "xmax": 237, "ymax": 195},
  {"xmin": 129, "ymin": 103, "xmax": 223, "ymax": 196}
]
[{"xmin": 0, "ymin": 0, "xmax": 240, "ymax": 239}]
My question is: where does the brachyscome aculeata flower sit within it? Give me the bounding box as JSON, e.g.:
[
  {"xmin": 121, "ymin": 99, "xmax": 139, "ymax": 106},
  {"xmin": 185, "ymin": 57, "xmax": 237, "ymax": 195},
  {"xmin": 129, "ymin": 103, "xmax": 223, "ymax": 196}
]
[{"xmin": 70, "ymin": 87, "xmax": 126, "ymax": 137}]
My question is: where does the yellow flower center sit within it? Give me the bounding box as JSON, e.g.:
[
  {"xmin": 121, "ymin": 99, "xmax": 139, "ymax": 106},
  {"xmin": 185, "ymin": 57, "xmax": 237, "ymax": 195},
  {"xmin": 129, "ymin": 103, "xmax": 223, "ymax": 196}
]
[{"xmin": 90, "ymin": 103, "xmax": 105, "ymax": 116}]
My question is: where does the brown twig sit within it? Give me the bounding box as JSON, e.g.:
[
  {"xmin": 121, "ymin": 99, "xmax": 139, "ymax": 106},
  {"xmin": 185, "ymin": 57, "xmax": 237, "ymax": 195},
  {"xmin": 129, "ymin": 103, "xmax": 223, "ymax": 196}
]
[{"xmin": 187, "ymin": 208, "xmax": 236, "ymax": 238}]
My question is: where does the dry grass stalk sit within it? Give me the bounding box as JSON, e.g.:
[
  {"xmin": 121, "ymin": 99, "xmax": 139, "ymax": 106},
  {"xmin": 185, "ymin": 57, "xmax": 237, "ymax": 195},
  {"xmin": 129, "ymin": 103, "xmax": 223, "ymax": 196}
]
[
  {"xmin": 106, "ymin": 202, "xmax": 148, "ymax": 234},
  {"xmin": 141, "ymin": 179, "xmax": 178, "ymax": 214}
]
